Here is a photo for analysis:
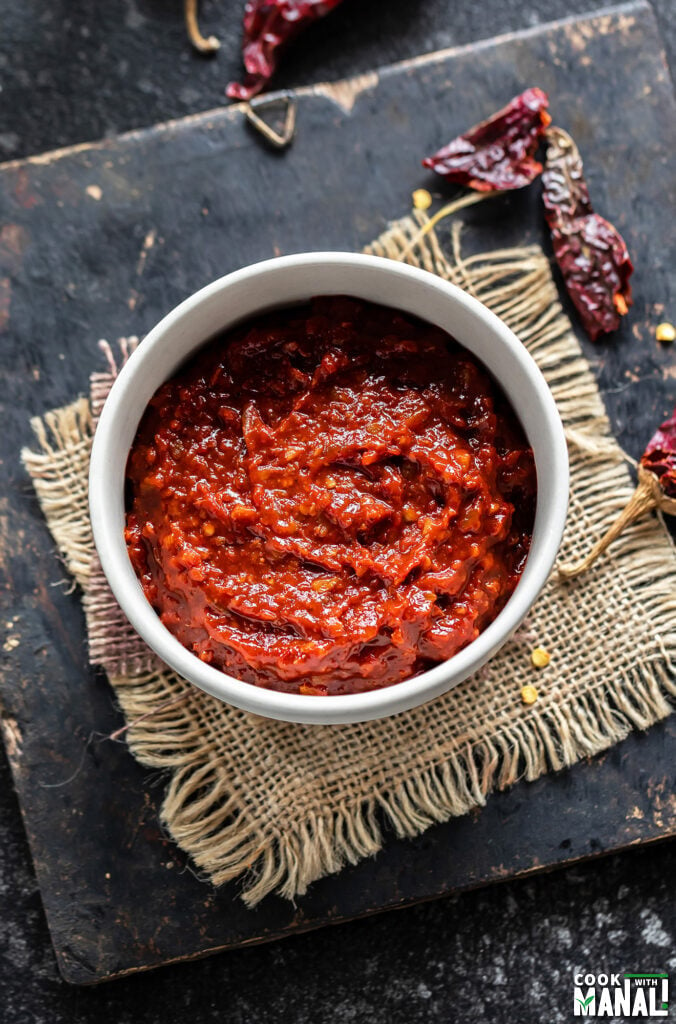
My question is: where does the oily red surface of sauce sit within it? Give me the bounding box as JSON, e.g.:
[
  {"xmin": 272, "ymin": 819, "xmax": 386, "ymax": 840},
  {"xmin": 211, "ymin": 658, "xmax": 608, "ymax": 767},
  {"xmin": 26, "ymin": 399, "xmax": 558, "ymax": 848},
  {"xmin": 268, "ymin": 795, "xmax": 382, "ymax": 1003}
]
[{"xmin": 125, "ymin": 297, "xmax": 536, "ymax": 695}]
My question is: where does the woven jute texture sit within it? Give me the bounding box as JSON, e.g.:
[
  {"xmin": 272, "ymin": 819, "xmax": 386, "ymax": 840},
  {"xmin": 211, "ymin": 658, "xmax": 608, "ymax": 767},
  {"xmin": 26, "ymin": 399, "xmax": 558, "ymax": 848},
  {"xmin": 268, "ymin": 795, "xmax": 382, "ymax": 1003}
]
[{"xmin": 22, "ymin": 213, "xmax": 676, "ymax": 906}]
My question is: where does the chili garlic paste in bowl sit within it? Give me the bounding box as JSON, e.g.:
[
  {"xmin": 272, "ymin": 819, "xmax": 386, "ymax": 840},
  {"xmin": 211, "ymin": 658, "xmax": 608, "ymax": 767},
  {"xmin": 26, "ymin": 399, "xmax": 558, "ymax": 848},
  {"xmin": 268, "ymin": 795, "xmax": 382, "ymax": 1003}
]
[{"xmin": 125, "ymin": 296, "xmax": 536, "ymax": 696}]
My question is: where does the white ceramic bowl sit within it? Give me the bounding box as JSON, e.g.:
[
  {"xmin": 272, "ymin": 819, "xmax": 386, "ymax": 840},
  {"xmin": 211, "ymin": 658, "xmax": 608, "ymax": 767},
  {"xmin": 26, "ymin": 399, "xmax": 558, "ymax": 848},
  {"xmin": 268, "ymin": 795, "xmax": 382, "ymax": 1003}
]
[{"xmin": 90, "ymin": 252, "xmax": 568, "ymax": 725}]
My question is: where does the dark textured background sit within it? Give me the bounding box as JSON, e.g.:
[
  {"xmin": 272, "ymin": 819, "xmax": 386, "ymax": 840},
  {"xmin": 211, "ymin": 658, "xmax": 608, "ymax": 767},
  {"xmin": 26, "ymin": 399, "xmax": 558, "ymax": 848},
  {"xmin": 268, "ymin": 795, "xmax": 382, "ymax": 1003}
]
[
  {"xmin": 1, "ymin": 0, "xmax": 676, "ymax": 164},
  {"xmin": 1, "ymin": 0, "xmax": 674, "ymax": 1020}
]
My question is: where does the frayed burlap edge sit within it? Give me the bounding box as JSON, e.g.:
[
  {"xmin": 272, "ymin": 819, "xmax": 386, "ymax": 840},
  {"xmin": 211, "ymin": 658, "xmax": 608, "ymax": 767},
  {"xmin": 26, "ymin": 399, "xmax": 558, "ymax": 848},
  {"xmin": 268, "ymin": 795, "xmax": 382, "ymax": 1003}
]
[
  {"xmin": 22, "ymin": 397, "xmax": 94, "ymax": 589},
  {"xmin": 21, "ymin": 212, "xmax": 676, "ymax": 905}
]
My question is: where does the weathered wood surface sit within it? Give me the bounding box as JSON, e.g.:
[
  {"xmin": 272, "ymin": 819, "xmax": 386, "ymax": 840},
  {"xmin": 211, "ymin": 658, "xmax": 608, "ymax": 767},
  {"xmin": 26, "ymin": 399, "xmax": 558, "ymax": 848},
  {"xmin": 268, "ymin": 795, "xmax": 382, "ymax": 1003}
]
[{"xmin": 0, "ymin": 2, "xmax": 674, "ymax": 985}]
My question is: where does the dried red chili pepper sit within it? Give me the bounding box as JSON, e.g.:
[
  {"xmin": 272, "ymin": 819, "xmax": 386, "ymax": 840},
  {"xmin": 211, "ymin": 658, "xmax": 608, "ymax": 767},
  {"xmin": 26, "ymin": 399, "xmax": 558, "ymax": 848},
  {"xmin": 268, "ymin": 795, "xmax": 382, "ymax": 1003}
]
[
  {"xmin": 640, "ymin": 407, "xmax": 676, "ymax": 498},
  {"xmin": 559, "ymin": 407, "xmax": 676, "ymax": 578},
  {"xmin": 542, "ymin": 126, "xmax": 633, "ymax": 342},
  {"xmin": 422, "ymin": 87, "xmax": 551, "ymax": 192},
  {"xmin": 227, "ymin": 0, "xmax": 346, "ymax": 102}
]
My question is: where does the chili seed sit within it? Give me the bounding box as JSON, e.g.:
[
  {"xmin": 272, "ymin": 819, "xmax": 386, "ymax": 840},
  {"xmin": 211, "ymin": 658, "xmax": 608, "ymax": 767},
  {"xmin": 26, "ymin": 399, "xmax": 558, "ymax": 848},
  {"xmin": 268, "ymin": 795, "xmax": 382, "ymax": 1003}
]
[
  {"xmin": 412, "ymin": 188, "xmax": 433, "ymax": 211},
  {"xmin": 520, "ymin": 684, "xmax": 539, "ymax": 705},
  {"xmin": 656, "ymin": 322, "xmax": 676, "ymax": 343},
  {"xmin": 311, "ymin": 578, "xmax": 335, "ymax": 592},
  {"xmin": 531, "ymin": 646, "xmax": 551, "ymax": 668}
]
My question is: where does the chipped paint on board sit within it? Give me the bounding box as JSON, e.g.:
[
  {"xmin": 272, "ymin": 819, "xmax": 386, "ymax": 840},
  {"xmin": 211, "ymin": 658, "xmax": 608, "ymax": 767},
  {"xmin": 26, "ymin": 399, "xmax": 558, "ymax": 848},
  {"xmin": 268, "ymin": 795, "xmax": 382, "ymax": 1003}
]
[
  {"xmin": 135, "ymin": 229, "xmax": 157, "ymax": 277},
  {"xmin": 0, "ymin": 277, "xmax": 11, "ymax": 332},
  {"xmin": 313, "ymin": 72, "xmax": 380, "ymax": 114},
  {"xmin": 0, "ymin": 224, "xmax": 29, "ymax": 273},
  {"xmin": 0, "ymin": 716, "xmax": 23, "ymax": 761}
]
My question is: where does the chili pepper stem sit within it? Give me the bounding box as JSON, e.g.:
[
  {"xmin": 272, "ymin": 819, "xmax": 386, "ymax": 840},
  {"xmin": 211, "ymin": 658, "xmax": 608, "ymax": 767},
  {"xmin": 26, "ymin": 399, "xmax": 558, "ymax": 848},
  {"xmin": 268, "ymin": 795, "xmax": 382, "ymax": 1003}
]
[
  {"xmin": 184, "ymin": 0, "xmax": 221, "ymax": 54},
  {"xmin": 397, "ymin": 191, "xmax": 494, "ymax": 262},
  {"xmin": 243, "ymin": 94, "xmax": 297, "ymax": 149},
  {"xmin": 558, "ymin": 467, "xmax": 676, "ymax": 579}
]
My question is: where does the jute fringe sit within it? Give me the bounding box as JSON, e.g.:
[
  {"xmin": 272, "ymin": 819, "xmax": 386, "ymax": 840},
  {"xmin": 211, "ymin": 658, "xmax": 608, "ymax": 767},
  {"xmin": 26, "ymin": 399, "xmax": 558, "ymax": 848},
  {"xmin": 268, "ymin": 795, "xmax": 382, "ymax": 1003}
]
[
  {"xmin": 22, "ymin": 210, "xmax": 676, "ymax": 906},
  {"xmin": 21, "ymin": 397, "xmax": 94, "ymax": 589}
]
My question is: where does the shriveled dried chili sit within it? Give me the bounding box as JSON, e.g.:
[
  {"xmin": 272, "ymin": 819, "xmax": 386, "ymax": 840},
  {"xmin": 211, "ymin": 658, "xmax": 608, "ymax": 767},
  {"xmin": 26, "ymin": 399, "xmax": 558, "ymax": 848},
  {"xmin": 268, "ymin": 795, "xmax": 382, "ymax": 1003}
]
[
  {"xmin": 640, "ymin": 407, "xmax": 676, "ymax": 498},
  {"xmin": 542, "ymin": 126, "xmax": 633, "ymax": 341},
  {"xmin": 559, "ymin": 407, "xmax": 676, "ymax": 579},
  {"xmin": 422, "ymin": 87, "xmax": 551, "ymax": 192},
  {"xmin": 227, "ymin": 0, "xmax": 346, "ymax": 102}
]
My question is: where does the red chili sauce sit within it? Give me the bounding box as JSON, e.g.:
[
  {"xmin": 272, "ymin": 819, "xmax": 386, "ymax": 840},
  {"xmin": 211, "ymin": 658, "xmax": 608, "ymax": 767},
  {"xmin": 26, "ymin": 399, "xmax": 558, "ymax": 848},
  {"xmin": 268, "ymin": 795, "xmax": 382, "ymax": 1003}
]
[{"xmin": 125, "ymin": 297, "xmax": 536, "ymax": 695}]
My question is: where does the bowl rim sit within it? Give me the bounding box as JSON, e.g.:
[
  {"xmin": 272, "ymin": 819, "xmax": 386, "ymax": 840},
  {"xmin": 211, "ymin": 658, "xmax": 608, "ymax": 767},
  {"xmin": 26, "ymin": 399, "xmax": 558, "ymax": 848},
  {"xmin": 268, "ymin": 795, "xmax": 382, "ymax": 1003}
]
[{"xmin": 89, "ymin": 251, "xmax": 569, "ymax": 724}]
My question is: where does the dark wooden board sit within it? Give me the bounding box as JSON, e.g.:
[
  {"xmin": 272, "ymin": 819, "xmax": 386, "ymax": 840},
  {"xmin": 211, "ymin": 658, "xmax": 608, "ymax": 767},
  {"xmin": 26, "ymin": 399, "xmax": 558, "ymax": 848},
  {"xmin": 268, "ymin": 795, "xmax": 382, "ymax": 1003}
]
[{"xmin": 0, "ymin": 2, "xmax": 674, "ymax": 986}]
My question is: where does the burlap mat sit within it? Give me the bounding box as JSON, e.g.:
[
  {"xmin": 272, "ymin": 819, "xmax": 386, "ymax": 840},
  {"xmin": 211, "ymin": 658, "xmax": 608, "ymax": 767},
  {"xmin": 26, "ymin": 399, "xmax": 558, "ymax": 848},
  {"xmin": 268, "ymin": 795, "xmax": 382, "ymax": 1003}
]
[{"xmin": 22, "ymin": 213, "xmax": 676, "ymax": 906}]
